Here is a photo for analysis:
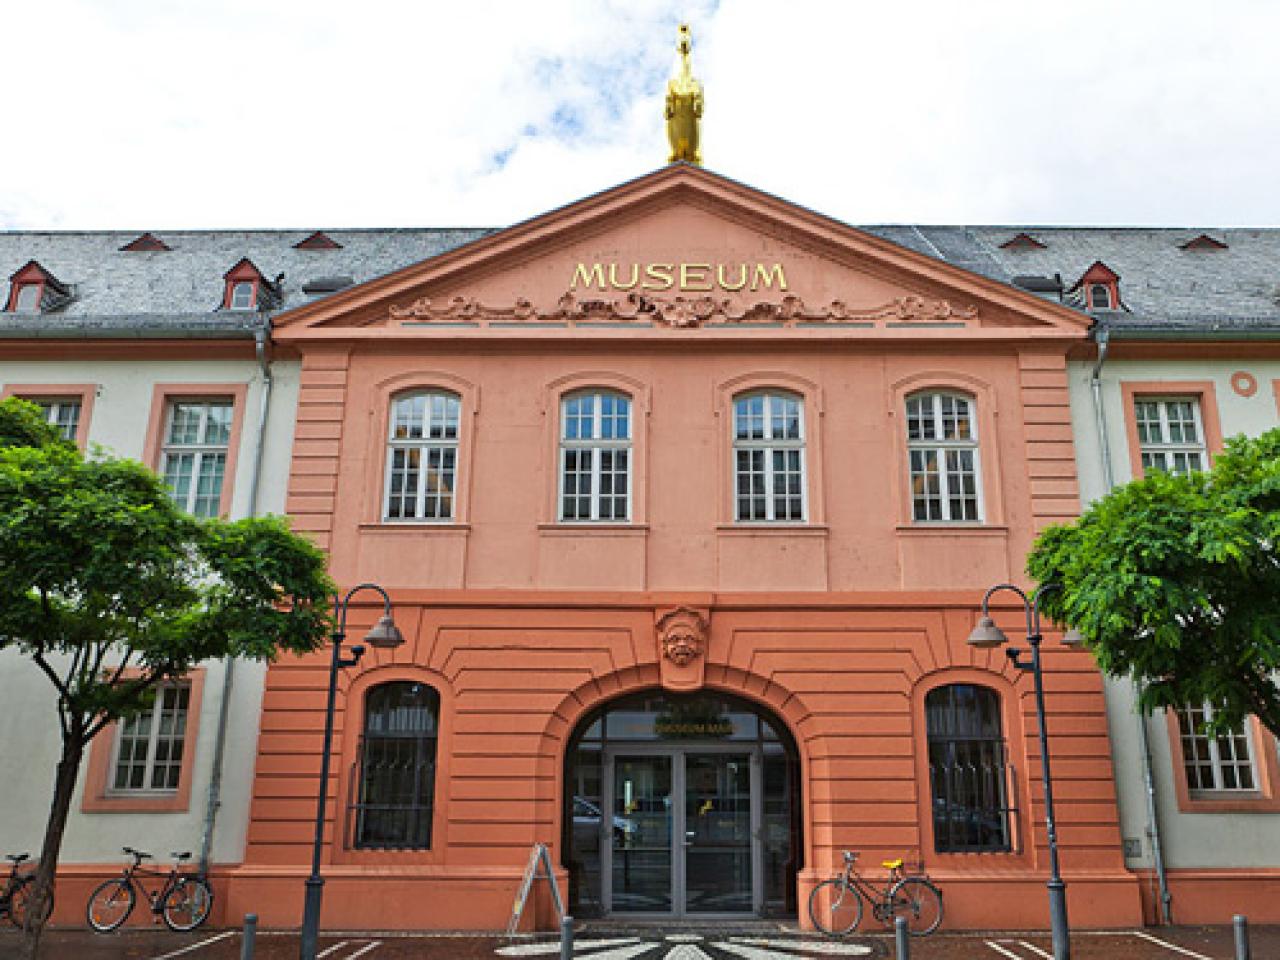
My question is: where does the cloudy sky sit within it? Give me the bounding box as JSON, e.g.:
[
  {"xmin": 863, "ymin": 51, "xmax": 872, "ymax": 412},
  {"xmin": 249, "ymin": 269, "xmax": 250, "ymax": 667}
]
[{"xmin": 4, "ymin": 0, "xmax": 1278, "ymax": 230}]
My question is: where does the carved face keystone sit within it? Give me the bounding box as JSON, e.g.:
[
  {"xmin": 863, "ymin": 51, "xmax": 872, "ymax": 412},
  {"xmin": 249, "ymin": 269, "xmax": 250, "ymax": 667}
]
[{"xmin": 657, "ymin": 608, "xmax": 708, "ymax": 668}]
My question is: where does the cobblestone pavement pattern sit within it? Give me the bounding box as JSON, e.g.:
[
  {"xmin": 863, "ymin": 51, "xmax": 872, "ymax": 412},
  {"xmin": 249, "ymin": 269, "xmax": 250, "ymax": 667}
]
[{"xmin": 0, "ymin": 926, "xmax": 1274, "ymax": 960}]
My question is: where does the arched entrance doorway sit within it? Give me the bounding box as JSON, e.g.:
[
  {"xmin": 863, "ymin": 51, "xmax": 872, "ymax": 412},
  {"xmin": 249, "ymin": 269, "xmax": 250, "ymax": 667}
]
[{"xmin": 563, "ymin": 690, "xmax": 802, "ymax": 919}]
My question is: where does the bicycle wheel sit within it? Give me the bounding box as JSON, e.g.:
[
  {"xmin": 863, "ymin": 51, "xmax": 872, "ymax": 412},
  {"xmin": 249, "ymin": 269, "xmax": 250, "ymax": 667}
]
[
  {"xmin": 808, "ymin": 878, "xmax": 864, "ymax": 936},
  {"xmin": 162, "ymin": 877, "xmax": 213, "ymax": 932},
  {"xmin": 86, "ymin": 878, "xmax": 134, "ymax": 932},
  {"xmin": 888, "ymin": 877, "xmax": 944, "ymax": 936},
  {"xmin": 8, "ymin": 877, "xmax": 54, "ymax": 929}
]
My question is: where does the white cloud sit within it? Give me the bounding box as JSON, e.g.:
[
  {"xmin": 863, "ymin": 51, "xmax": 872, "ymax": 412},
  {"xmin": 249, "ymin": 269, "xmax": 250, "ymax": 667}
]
[{"xmin": 2, "ymin": 0, "xmax": 1278, "ymax": 228}]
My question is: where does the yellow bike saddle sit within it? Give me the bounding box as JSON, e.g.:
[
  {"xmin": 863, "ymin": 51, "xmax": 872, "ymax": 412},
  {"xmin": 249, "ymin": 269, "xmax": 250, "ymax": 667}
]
[{"xmin": 882, "ymin": 858, "xmax": 904, "ymax": 870}]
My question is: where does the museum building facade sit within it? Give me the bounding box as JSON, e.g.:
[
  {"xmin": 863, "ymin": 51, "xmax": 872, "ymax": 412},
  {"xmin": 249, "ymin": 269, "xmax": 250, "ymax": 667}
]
[{"xmin": 224, "ymin": 164, "xmax": 1139, "ymax": 929}]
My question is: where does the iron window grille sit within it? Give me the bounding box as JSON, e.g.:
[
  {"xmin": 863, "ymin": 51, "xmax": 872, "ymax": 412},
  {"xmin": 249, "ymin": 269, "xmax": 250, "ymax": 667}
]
[
  {"xmin": 925, "ymin": 684, "xmax": 1016, "ymax": 853},
  {"xmin": 349, "ymin": 681, "xmax": 440, "ymax": 850},
  {"xmin": 559, "ymin": 390, "xmax": 631, "ymax": 522},
  {"xmin": 1177, "ymin": 703, "xmax": 1258, "ymax": 792},
  {"xmin": 384, "ymin": 391, "xmax": 461, "ymax": 521},
  {"xmin": 906, "ymin": 391, "xmax": 982, "ymax": 522},
  {"xmin": 732, "ymin": 390, "xmax": 805, "ymax": 522},
  {"xmin": 1134, "ymin": 397, "xmax": 1207, "ymax": 476},
  {"xmin": 110, "ymin": 682, "xmax": 190, "ymax": 793}
]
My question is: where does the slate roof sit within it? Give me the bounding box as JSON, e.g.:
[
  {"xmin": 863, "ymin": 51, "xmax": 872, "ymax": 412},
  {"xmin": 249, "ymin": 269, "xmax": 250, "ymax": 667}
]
[
  {"xmin": 1, "ymin": 222, "xmax": 1278, "ymax": 338},
  {"xmin": 0, "ymin": 229, "xmax": 493, "ymax": 337}
]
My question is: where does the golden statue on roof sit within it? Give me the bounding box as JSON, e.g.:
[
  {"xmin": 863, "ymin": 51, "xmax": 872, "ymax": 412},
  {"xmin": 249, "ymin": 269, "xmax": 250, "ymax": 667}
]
[{"xmin": 665, "ymin": 24, "xmax": 703, "ymax": 165}]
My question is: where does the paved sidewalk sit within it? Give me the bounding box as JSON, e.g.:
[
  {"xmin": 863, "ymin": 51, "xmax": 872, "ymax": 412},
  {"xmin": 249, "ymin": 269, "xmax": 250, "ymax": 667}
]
[{"xmin": 0, "ymin": 925, "xmax": 1274, "ymax": 959}]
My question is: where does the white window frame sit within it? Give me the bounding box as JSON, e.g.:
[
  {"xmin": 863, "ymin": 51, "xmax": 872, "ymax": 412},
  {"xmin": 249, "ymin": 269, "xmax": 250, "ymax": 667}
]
[
  {"xmin": 558, "ymin": 390, "xmax": 632, "ymax": 523},
  {"xmin": 159, "ymin": 399, "xmax": 234, "ymax": 518},
  {"xmin": 1176, "ymin": 703, "xmax": 1258, "ymax": 793},
  {"xmin": 109, "ymin": 682, "xmax": 191, "ymax": 794},
  {"xmin": 32, "ymin": 397, "xmax": 82, "ymax": 441},
  {"xmin": 229, "ymin": 280, "xmax": 255, "ymax": 310},
  {"xmin": 1088, "ymin": 283, "xmax": 1113, "ymax": 309},
  {"xmin": 382, "ymin": 391, "xmax": 461, "ymax": 522},
  {"xmin": 905, "ymin": 391, "xmax": 984, "ymax": 523},
  {"xmin": 1135, "ymin": 397, "xmax": 1207, "ymax": 476},
  {"xmin": 13, "ymin": 283, "xmax": 41, "ymax": 313},
  {"xmin": 732, "ymin": 390, "xmax": 807, "ymax": 523}
]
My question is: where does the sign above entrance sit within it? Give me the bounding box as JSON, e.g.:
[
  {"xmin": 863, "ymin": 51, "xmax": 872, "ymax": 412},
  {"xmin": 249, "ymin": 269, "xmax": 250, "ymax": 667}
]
[{"xmin": 571, "ymin": 262, "xmax": 788, "ymax": 294}]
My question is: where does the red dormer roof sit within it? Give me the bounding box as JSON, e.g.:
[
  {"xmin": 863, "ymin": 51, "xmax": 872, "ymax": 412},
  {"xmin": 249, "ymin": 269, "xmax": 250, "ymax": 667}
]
[
  {"xmin": 120, "ymin": 232, "xmax": 171, "ymax": 252},
  {"xmin": 224, "ymin": 258, "xmax": 265, "ymax": 282},
  {"xmin": 294, "ymin": 231, "xmax": 342, "ymax": 250},
  {"xmin": 1180, "ymin": 233, "xmax": 1228, "ymax": 251},
  {"xmin": 999, "ymin": 232, "xmax": 1047, "ymax": 250}
]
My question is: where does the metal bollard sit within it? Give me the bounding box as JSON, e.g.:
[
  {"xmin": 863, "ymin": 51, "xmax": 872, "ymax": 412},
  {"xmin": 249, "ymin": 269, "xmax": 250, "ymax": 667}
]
[
  {"xmin": 559, "ymin": 914, "xmax": 574, "ymax": 960},
  {"xmin": 240, "ymin": 913, "xmax": 257, "ymax": 960},
  {"xmin": 895, "ymin": 916, "xmax": 910, "ymax": 959},
  {"xmin": 1233, "ymin": 914, "xmax": 1250, "ymax": 960}
]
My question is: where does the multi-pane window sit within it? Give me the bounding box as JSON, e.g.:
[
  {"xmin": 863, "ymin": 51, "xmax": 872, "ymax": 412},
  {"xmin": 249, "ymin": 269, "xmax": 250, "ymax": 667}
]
[
  {"xmin": 352, "ymin": 682, "xmax": 440, "ymax": 850},
  {"xmin": 13, "ymin": 284, "xmax": 41, "ymax": 313},
  {"xmin": 384, "ymin": 391, "xmax": 460, "ymax": 521},
  {"xmin": 229, "ymin": 281, "xmax": 255, "ymax": 310},
  {"xmin": 926, "ymin": 684, "xmax": 1013, "ymax": 853},
  {"xmin": 160, "ymin": 400, "xmax": 233, "ymax": 518},
  {"xmin": 111, "ymin": 683, "xmax": 190, "ymax": 792},
  {"xmin": 906, "ymin": 391, "xmax": 982, "ymax": 522},
  {"xmin": 733, "ymin": 391, "xmax": 804, "ymax": 522},
  {"xmin": 1088, "ymin": 284, "xmax": 1113, "ymax": 310},
  {"xmin": 31, "ymin": 398, "xmax": 82, "ymax": 441},
  {"xmin": 1135, "ymin": 398, "xmax": 1207, "ymax": 476},
  {"xmin": 1177, "ymin": 703, "xmax": 1257, "ymax": 792},
  {"xmin": 560, "ymin": 391, "xmax": 631, "ymax": 522}
]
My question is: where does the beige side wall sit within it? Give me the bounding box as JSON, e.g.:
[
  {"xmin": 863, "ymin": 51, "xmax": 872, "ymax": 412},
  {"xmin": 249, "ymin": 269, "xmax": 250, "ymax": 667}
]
[
  {"xmin": 1067, "ymin": 356, "xmax": 1280, "ymax": 872},
  {"xmin": 0, "ymin": 357, "xmax": 300, "ymax": 865}
]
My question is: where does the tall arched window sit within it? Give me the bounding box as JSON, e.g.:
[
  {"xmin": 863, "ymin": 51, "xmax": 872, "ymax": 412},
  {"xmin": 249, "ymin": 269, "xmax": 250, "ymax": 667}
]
[
  {"xmin": 384, "ymin": 391, "xmax": 461, "ymax": 521},
  {"xmin": 733, "ymin": 390, "xmax": 805, "ymax": 522},
  {"xmin": 352, "ymin": 681, "xmax": 440, "ymax": 850},
  {"xmin": 925, "ymin": 684, "xmax": 1012, "ymax": 852},
  {"xmin": 905, "ymin": 391, "xmax": 982, "ymax": 522},
  {"xmin": 560, "ymin": 390, "xmax": 631, "ymax": 521}
]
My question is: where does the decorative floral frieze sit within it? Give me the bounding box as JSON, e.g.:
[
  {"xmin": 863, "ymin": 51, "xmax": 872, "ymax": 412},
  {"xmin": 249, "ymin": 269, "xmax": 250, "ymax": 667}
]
[{"xmin": 389, "ymin": 291, "xmax": 979, "ymax": 328}]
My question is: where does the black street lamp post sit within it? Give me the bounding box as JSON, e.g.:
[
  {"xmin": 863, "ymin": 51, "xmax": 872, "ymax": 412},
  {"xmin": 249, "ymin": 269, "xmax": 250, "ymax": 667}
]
[
  {"xmin": 967, "ymin": 582, "xmax": 1082, "ymax": 960},
  {"xmin": 299, "ymin": 583, "xmax": 404, "ymax": 960}
]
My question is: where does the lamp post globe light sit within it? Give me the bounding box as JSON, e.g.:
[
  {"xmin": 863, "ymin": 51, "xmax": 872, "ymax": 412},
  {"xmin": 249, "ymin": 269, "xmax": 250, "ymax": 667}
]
[
  {"xmin": 967, "ymin": 582, "xmax": 1082, "ymax": 960},
  {"xmin": 300, "ymin": 583, "xmax": 405, "ymax": 960}
]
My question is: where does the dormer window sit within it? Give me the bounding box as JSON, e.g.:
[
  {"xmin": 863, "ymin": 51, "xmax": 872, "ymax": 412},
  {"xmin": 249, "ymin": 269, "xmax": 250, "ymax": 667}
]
[
  {"xmin": 1069, "ymin": 260, "xmax": 1121, "ymax": 313},
  {"xmin": 13, "ymin": 283, "xmax": 41, "ymax": 313},
  {"xmin": 230, "ymin": 281, "xmax": 256, "ymax": 310},
  {"xmin": 5, "ymin": 260, "xmax": 71, "ymax": 314},
  {"xmin": 221, "ymin": 258, "xmax": 281, "ymax": 311}
]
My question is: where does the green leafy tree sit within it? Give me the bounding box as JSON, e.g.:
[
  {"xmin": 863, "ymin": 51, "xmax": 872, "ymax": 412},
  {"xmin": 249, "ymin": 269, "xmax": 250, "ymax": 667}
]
[
  {"xmin": 1028, "ymin": 427, "xmax": 1280, "ymax": 739},
  {"xmin": 0, "ymin": 397, "xmax": 334, "ymax": 957}
]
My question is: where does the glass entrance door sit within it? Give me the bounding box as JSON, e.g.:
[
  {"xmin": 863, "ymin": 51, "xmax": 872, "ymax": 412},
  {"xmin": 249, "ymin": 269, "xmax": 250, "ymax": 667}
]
[
  {"xmin": 684, "ymin": 753, "xmax": 753, "ymax": 913},
  {"xmin": 610, "ymin": 755, "xmax": 673, "ymax": 913},
  {"xmin": 604, "ymin": 750, "xmax": 758, "ymax": 916}
]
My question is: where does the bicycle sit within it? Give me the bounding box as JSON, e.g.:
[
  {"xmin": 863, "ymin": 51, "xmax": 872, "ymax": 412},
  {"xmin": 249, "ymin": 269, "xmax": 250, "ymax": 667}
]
[
  {"xmin": 808, "ymin": 850, "xmax": 943, "ymax": 937},
  {"xmin": 0, "ymin": 853, "xmax": 54, "ymax": 929},
  {"xmin": 86, "ymin": 847, "xmax": 213, "ymax": 933}
]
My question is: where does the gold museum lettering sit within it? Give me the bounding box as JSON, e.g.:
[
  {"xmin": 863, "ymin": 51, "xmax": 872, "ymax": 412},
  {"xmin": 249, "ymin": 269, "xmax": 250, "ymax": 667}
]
[{"xmin": 571, "ymin": 261, "xmax": 788, "ymax": 293}]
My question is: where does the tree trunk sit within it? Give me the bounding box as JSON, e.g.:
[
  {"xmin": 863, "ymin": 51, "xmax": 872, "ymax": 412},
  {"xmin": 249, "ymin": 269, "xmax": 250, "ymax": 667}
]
[{"xmin": 22, "ymin": 735, "xmax": 84, "ymax": 960}]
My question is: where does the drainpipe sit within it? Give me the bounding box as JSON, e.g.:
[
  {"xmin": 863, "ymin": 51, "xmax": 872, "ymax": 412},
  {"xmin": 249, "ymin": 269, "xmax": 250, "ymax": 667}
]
[
  {"xmin": 198, "ymin": 320, "xmax": 275, "ymax": 874},
  {"xmin": 1089, "ymin": 325, "xmax": 1172, "ymax": 924}
]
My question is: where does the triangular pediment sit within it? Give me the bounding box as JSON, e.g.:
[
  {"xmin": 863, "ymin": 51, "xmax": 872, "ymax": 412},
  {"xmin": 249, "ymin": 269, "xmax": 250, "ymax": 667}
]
[{"xmin": 274, "ymin": 165, "xmax": 1089, "ymax": 340}]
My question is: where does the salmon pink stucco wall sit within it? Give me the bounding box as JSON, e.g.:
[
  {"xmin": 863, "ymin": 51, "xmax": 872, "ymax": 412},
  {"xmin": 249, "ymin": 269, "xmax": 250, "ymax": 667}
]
[{"xmin": 231, "ymin": 165, "xmax": 1138, "ymax": 930}]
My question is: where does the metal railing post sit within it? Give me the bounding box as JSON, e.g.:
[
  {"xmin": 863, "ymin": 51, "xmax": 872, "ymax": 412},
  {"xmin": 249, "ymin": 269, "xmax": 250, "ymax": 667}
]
[
  {"xmin": 560, "ymin": 915, "xmax": 574, "ymax": 960},
  {"xmin": 241, "ymin": 913, "xmax": 258, "ymax": 960},
  {"xmin": 895, "ymin": 916, "xmax": 910, "ymax": 959},
  {"xmin": 1233, "ymin": 914, "xmax": 1250, "ymax": 960}
]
